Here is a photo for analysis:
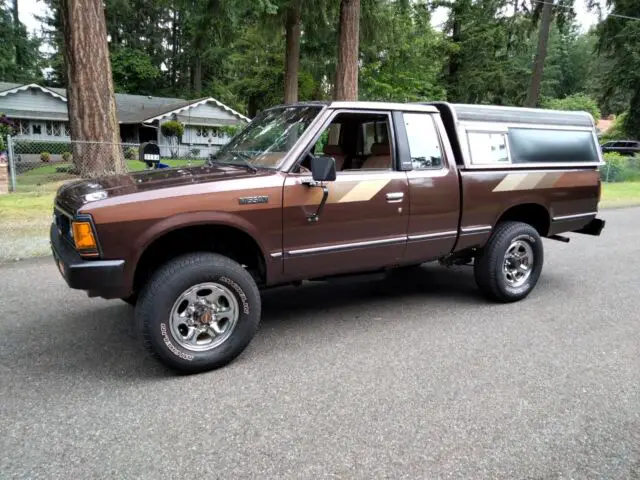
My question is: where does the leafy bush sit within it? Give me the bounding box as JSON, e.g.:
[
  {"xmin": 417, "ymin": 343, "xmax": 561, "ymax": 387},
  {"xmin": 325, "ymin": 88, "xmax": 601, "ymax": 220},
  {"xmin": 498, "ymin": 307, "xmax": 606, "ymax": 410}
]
[
  {"xmin": 40, "ymin": 152, "xmax": 51, "ymax": 163},
  {"xmin": 56, "ymin": 165, "xmax": 76, "ymax": 174},
  {"xmin": 542, "ymin": 94, "xmax": 601, "ymax": 122},
  {"xmin": 62, "ymin": 151, "xmax": 72, "ymax": 162},
  {"xmin": 211, "ymin": 125, "xmax": 241, "ymax": 138},
  {"xmin": 160, "ymin": 120, "xmax": 185, "ymax": 138},
  {"xmin": 0, "ymin": 114, "xmax": 17, "ymax": 152},
  {"xmin": 124, "ymin": 147, "xmax": 138, "ymax": 160},
  {"xmin": 161, "ymin": 120, "xmax": 185, "ymax": 158},
  {"xmin": 601, "ymin": 152, "xmax": 640, "ymax": 183},
  {"xmin": 599, "ymin": 112, "xmax": 631, "ymax": 143}
]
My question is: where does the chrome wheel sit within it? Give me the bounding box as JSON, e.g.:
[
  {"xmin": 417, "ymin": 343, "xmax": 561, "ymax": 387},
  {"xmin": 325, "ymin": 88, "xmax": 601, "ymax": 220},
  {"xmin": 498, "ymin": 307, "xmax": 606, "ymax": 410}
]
[
  {"xmin": 503, "ymin": 239, "xmax": 534, "ymax": 288},
  {"xmin": 169, "ymin": 282, "xmax": 239, "ymax": 352}
]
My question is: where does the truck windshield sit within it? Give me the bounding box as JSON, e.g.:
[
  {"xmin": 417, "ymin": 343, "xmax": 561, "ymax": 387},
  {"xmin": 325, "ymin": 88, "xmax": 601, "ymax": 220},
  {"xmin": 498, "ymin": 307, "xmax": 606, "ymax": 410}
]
[{"xmin": 210, "ymin": 105, "xmax": 322, "ymax": 170}]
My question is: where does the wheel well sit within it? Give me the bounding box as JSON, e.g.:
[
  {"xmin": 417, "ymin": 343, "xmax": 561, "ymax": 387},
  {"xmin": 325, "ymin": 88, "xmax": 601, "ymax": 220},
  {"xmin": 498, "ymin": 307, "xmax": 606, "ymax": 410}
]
[
  {"xmin": 497, "ymin": 203, "xmax": 550, "ymax": 236},
  {"xmin": 133, "ymin": 225, "xmax": 266, "ymax": 294}
]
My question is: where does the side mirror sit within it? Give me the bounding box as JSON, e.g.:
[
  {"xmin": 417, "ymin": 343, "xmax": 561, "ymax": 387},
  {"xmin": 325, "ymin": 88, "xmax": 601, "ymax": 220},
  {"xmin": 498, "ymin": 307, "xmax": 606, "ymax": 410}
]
[{"xmin": 310, "ymin": 156, "xmax": 336, "ymax": 182}]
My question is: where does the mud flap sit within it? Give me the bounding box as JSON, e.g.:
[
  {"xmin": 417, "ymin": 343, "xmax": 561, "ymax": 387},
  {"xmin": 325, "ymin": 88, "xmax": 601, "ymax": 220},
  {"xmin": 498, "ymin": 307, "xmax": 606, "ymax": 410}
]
[{"xmin": 573, "ymin": 217, "xmax": 605, "ymax": 236}]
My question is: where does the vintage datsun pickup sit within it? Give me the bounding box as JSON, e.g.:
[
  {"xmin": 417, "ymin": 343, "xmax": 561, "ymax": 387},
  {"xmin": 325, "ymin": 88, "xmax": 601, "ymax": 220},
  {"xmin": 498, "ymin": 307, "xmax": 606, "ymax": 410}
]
[{"xmin": 51, "ymin": 101, "xmax": 606, "ymax": 373}]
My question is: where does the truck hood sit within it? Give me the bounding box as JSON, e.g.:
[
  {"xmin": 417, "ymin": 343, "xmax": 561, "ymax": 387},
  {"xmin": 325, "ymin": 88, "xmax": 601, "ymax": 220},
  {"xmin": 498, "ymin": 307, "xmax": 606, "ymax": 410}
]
[{"xmin": 55, "ymin": 165, "xmax": 273, "ymax": 214}]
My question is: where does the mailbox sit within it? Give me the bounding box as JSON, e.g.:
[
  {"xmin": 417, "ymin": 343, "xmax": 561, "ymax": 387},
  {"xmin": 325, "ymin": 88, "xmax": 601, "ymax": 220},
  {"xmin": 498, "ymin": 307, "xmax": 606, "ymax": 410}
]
[{"xmin": 139, "ymin": 142, "xmax": 161, "ymax": 168}]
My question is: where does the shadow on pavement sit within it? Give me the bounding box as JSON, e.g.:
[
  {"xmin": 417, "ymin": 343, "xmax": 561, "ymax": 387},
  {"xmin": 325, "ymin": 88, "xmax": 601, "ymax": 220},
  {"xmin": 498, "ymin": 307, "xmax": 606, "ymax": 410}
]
[
  {"xmin": 0, "ymin": 263, "xmax": 480, "ymax": 380},
  {"xmin": 260, "ymin": 263, "xmax": 480, "ymax": 324}
]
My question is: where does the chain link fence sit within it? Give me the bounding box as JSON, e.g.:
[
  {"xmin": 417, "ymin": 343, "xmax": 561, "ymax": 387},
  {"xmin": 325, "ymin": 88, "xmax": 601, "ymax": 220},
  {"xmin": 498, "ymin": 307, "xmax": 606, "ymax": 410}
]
[
  {"xmin": 600, "ymin": 153, "xmax": 640, "ymax": 183},
  {"xmin": 6, "ymin": 137, "xmax": 219, "ymax": 193},
  {"xmin": 4, "ymin": 136, "xmax": 640, "ymax": 193}
]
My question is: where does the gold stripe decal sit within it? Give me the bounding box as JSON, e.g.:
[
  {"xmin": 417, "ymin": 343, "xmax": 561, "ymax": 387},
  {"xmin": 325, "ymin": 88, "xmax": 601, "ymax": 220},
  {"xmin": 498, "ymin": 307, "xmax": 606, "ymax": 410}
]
[
  {"xmin": 493, "ymin": 174, "xmax": 528, "ymax": 192},
  {"xmin": 337, "ymin": 179, "xmax": 390, "ymax": 203},
  {"xmin": 492, "ymin": 172, "xmax": 588, "ymax": 192}
]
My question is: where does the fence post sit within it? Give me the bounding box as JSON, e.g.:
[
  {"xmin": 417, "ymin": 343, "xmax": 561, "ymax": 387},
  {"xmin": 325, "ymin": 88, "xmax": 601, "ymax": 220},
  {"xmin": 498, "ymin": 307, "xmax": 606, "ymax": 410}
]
[{"xmin": 7, "ymin": 135, "xmax": 16, "ymax": 192}]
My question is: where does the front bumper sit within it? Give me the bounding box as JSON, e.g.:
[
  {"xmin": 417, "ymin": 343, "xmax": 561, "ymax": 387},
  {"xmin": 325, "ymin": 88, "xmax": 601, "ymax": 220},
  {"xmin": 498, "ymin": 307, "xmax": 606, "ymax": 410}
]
[{"xmin": 50, "ymin": 223, "xmax": 126, "ymax": 292}]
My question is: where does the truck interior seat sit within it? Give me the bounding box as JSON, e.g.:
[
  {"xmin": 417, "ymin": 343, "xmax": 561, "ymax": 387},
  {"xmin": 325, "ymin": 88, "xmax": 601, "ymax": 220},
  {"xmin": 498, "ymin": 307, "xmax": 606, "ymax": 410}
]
[
  {"xmin": 361, "ymin": 142, "xmax": 392, "ymax": 170},
  {"xmin": 322, "ymin": 144, "xmax": 346, "ymax": 171}
]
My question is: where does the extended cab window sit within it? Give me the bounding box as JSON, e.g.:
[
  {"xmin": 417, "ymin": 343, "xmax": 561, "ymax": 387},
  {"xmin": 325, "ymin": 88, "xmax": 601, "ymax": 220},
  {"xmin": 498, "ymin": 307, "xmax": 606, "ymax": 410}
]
[
  {"xmin": 467, "ymin": 131, "xmax": 509, "ymax": 165},
  {"xmin": 403, "ymin": 113, "xmax": 443, "ymax": 169}
]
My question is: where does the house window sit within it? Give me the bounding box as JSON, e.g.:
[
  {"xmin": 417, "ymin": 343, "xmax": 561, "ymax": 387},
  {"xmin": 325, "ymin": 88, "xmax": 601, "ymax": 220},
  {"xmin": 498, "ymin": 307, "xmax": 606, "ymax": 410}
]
[
  {"xmin": 53, "ymin": 123, "xmax": 62, "ymax": 136},
  {"xmin": 46, "ymin": 121, "xmax": 54, "ymax": 136},
  {"xmin": 31, "ymin": 123, "xmax": 42, "ymax": 135},
  {"xmin": 63, "ymin": 123, "xmax": 70, "ymax": 136},
  {"xmin": 197, "ymin": 127, "xmax": 209, "ymax": 138}
]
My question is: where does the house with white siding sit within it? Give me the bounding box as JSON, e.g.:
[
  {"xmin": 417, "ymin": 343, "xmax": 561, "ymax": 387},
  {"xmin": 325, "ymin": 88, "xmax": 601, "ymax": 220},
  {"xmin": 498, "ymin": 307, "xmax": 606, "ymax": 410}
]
[{"xmin": 0, "ymin": 82, "xmax": 249, "ymax": 158}]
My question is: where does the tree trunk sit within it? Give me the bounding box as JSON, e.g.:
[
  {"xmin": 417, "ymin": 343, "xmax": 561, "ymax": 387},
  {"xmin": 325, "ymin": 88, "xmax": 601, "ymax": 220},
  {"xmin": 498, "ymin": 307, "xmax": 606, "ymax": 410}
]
[
  {"xmin": 60, "ymin": 0, "xmax": 125, "ymax": 177},
  {"xmin": 506, "ymin": 0, "xmax": 518, "ymax": 56},
  {"xmin": 333, "ymin": 0, "xmax": 360, "ymax": 101},
  {"xmin": 193, "ymin": 55, "xmax": 202, "ymax": 96},
  {"xmin": 247, "ymin": 95, "xmax": 258, "ymax": 118},
  {"xmin": 171, "ymin": 7, "xmax": 178, "ymax": 88},
  {"xmin": 525, "ymin": 0, "xmax": 553, "ymax": 107},
  {"xmin": 13, "ymin": 0, "xmax": 21, "ymax": 66},
  {"xmin": 446, "ymin": 0, "xmax": 468, "ymax": 103},
  {"xmin": 283, "ymin": 0, "xmax": 301, "ymax": 104}
]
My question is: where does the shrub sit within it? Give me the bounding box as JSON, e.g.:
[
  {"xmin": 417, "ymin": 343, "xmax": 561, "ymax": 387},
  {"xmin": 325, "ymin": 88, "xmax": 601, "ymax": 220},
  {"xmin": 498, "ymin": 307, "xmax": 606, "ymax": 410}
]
[
  {"xmin": 40, "ymin": 152, "xmax": 51, "ymax": 163},
  {"xmin": 0, "ymin": 114, "xmax": 17, "ymax": 152},
  {"xmin": 601, "ymin": 152, "xmax": 640, "ymax": 182},
  {"xmin": 599, "ymin": 112, "xmax": 630, "ymax": 143},
  {"xmin": 542, "ymin": 94, "xmax": 601, "ymax": 123},
  {"xmin": 62, "ymin": 151, "xmax": 72, "ymax": 162},
  {"xmin": 161, "ymin": 120, "xmax": 184, "ymax": 159},
  {"xmin": 124, "ymin": 147, "xmax": 138, "ymax": 160},
  {"xmin": 160, "ymin": 120, "xmax": 185, "ymax": 138}
]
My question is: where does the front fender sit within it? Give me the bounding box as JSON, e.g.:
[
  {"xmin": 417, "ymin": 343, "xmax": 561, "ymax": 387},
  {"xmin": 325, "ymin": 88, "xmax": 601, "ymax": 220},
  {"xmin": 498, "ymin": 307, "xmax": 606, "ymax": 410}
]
[{"xmin": 123, "ymin": 211, "xmax": 272, "ymax": 287}]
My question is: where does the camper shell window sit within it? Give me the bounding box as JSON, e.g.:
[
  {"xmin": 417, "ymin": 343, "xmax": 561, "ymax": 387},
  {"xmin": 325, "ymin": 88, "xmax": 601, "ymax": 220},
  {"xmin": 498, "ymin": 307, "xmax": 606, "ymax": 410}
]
[{"xmin": 508, "ymin": 128, "xmax": 599, "ymax": 164}]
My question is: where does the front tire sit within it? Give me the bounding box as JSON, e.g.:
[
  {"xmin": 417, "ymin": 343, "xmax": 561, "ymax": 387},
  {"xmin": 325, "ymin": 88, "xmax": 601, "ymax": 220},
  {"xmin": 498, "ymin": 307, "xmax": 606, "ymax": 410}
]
[
  {"xmin": 136, "ymin": 252, "xmax": 261, "ymax": 373},
  {"xmin": 474, "ymin": 221, "xmax": 544, "ymax": 303}
]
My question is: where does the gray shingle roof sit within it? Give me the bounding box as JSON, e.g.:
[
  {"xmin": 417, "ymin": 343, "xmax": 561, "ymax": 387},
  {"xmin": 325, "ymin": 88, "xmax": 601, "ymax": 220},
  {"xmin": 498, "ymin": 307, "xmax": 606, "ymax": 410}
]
[{"xmin": 0, "ymin": 82, "xmax": 248, "ymax": 124}]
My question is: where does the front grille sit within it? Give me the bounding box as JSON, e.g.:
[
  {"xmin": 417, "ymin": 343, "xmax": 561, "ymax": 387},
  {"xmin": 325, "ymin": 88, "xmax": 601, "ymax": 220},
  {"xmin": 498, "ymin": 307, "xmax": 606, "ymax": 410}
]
[{"xmin": 54, "ymin": 205, "xmax": 73, "ymax": 244}]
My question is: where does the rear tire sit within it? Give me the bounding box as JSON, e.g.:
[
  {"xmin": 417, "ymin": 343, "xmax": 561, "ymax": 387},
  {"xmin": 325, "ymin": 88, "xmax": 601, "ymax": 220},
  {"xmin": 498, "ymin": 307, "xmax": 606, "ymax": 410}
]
[
  {"xmin": 474, "ymin": 221, "xmax": 544, "ymax": 303},
  {"xmin": 135, "ymin": 252, "xmax": 261, "ymax": 374}
]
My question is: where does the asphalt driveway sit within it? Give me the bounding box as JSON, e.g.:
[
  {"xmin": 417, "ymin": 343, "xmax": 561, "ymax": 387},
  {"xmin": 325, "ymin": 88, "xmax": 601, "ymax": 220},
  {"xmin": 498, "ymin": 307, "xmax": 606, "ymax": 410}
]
[{"xmin": 1, "ymin": 207, "xmax": 639, "ymax": 479}]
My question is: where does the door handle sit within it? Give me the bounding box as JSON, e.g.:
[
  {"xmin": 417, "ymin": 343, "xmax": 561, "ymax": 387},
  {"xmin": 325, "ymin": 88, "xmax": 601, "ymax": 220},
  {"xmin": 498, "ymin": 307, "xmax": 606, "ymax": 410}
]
[{"xmin": 386, "ymin": 192, "xmax": 404, "ymax": 202}]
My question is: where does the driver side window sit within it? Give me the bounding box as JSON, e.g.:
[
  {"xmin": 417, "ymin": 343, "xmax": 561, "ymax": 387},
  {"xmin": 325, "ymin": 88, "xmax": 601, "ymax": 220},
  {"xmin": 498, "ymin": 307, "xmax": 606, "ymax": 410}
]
[{"xmin": 296, "ymin": 112, "xmax": 394, "ymax": 174}]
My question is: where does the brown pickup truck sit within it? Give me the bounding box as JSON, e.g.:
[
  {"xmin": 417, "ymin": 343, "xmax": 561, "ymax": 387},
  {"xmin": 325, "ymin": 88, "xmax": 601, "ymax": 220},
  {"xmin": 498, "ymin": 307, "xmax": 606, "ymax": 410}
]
[{"xmin": 51, "ymin": 101, "xmax": 606, "ymax": 373}]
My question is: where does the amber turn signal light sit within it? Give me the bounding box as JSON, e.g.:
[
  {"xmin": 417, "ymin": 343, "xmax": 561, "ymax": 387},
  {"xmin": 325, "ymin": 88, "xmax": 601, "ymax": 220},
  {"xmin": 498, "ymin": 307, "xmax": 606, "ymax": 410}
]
[{"xmin": 72, "ymin": 221, "xmax": 97, "ymax": 251}]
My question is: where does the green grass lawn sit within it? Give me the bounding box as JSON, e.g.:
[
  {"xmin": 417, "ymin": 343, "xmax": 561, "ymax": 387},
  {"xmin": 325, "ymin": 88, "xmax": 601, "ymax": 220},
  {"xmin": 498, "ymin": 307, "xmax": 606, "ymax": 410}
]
[
  {"xmin": 0, "ymin": 190, "xmax": 56, "ymax": 260},
  {"xmin": 600, "ymin": 181, "xmax": 640, "ymax": 208}
]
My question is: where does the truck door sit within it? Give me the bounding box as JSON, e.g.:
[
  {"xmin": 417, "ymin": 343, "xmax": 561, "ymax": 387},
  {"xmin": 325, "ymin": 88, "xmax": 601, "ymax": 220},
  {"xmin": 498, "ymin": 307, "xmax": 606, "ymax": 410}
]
[
  {"xmin": 394, "ymin": 111, "xmax": 461, "ymax": 263},
  {"xmin": 281, "ymin": 110, "xmax": 409, "ymax": 280}
]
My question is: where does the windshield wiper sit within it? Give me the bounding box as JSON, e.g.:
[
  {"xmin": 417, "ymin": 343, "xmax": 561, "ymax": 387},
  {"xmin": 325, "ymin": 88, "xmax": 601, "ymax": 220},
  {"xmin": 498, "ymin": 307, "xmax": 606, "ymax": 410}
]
[{"xmin": 228, "ymin": 151, "xmax": 258, "ymax": 173}]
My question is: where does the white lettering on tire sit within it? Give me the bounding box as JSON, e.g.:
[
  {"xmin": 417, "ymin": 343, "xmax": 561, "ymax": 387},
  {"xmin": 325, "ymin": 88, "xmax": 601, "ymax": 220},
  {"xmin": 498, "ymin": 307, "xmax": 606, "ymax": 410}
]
[
  {"xmin": 218, "ymin": 276, "xmax": 250, "ymax": 314},
  {"xmin": 160, "ymin": 323, "xmax": 194, "ymax": 361}
]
